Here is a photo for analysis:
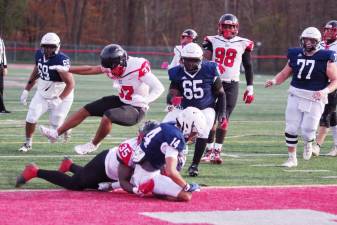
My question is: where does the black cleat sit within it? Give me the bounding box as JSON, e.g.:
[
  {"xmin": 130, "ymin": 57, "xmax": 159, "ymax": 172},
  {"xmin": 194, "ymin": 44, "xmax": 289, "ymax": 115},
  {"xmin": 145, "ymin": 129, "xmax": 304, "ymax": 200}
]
[{"xmin": 188, "ymin": 164, "xmax": 199, "ymax": 177}]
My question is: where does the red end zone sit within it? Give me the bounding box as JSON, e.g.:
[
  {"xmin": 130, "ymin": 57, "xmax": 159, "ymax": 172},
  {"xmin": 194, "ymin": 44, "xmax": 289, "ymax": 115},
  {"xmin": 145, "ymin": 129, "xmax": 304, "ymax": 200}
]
[{"xmin": 1, "ymin": 185, "xmax": 337, "ymax": 225}]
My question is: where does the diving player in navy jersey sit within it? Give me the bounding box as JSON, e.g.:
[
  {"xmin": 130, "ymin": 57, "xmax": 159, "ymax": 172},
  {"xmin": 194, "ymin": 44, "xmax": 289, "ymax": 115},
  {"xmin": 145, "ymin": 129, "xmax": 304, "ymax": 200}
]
[
  {"xmin": 131, "ymin": 107, "xmax": 206, "ymax": 201},
  {"xmin": 162, "ymin": 42, "xmax": 226, "ymax": 176},
  {"xmin": 19, "ymin": 33, "xmax": 74, "ymax": 152},
  {"xmin": 265, "ymin": 27, "xmax": 337, "ymax": 168}
]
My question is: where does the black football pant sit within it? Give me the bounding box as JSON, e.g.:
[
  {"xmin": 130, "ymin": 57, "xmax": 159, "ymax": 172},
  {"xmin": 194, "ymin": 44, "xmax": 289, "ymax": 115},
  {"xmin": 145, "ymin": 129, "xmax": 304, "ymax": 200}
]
[
  {"xmin": 37, "ymin": 150, "xmax": 113, "ymax": 190},
  {"xmin": 0, "ymin": 67, "xmax": 6, "ymax": 111}
]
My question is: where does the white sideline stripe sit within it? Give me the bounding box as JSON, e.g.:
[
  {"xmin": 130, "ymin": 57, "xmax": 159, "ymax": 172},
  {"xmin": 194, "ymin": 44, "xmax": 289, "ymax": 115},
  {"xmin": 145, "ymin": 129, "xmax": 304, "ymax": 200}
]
[
  {"xmin": 283, "ymin": 169, "xmax": 330, "ymax": 173},
  {"xmin": 321, "ymin": 176, "xmax": 337, "ymax": 179},
  {"xmin": 2, "ymin": 184, "xmax": 337, "ymax": 192},
  {"xmin": 0, "ymin": 153, "xmax": 289, "ymax": 159}
]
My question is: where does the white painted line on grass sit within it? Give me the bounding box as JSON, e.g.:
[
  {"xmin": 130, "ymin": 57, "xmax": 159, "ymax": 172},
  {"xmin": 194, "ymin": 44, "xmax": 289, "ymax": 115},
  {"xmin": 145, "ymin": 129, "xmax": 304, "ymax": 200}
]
[{"xmin": 283, "ymin": 169, "xmax": 330, "ymax": 173}]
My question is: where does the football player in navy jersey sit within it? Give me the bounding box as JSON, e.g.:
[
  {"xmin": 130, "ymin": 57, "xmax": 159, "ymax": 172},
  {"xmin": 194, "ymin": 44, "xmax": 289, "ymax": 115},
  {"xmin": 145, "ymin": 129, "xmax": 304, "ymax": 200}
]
[
  {"xmin": 202, "ymin": 13, "xmax": 255, "ymax": 164},
  {"xmin": 18, "ymin": 33, "xmax": 74, "ymax": 152},
  {"xmin": 15, "ymin": 120, "xmax": 159, "ymax": 192},
  {"xmin": 265, "ymin": 27, "xmax": 337, "ymax": 168},
  {"xmin": 312, "ymin": 20, "xmax": 337, "ymax": 157},
  {"xmin": 131, "ymin": 107, "xmax": 206, "ymax": 201},
  {"xmin": 162, "ymin": 42, "xmax": 226, "ymax": 176}
]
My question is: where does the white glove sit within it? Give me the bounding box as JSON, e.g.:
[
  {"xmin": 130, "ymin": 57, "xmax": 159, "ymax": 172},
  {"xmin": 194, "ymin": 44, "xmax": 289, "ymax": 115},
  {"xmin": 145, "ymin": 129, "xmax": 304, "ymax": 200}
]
[
  {"xmin": 49, "ymin": 65, "xmax": 69, "ymax": 72},
  {"xmin": 20, "ymin": 90, "xmax": 29, "ymax": 106},
  {"xmin": 48, "ymin": 97, "xmax": 62, "ymax": 109}
]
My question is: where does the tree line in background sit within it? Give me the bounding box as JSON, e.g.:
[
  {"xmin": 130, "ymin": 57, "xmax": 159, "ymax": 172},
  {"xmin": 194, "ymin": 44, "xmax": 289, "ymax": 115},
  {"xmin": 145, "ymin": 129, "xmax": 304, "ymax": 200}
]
[{"xmin": 1, "ymin": 0, "xmax": 337, "ymax": 55}]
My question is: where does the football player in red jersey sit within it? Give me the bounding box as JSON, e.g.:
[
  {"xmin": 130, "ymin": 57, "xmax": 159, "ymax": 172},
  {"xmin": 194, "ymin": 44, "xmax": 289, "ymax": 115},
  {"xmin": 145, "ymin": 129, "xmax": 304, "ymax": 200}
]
[
  {"xmin": 201, "ymin": 13, "xmax": 254, "ymax": 164},
  {"xmin": 16, "ymin": 121, "xmax": 159, "ymax": 191},
  {"xmin": 40, "ymin": 44, "xmax": 164, "ymax": 155},
  {"xmin": 313, "ymin": 20, "xmax": 337, "ymax": 157}
]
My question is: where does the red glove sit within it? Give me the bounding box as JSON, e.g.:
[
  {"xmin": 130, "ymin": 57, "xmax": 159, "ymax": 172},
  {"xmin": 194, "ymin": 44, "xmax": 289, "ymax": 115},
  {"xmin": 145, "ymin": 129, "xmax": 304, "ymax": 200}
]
[
  {"xmin": 243, "ymin": 86, "xmax": 254, "ymax": 104},
  {"xmin": 171, "ymin": 96, "xmax": 182, "ymax": 106},
  {"xmin": 219, "ymin": 117, "xmax": 228, "ymax": 129}
]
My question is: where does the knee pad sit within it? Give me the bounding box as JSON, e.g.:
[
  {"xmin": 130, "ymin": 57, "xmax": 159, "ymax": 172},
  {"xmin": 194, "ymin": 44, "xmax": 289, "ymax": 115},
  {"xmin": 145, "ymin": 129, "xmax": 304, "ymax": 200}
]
[
  {"xmin": 301, "ymin": 126, "xmax": 316, "ymax": 142},
  {"xmin": 285, "ymin": 132, "xmax": 298, "ymax": 147},
  {"xmin": 26, "ymin": 108, "xmax": 41, "ymax": 124}
]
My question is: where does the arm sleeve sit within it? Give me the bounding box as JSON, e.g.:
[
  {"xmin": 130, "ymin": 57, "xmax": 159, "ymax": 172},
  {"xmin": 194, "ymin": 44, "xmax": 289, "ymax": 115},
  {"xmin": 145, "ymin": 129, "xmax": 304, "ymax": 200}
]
[
  {"xmin": 141, "ymin": 72, "xmax": 165, "ymax": 103},
  {"xmin": 242, "ymin": 51, "xmax": 254, "ymax": 86},
  {"xmin": 168, "ymin": 47, "xmax": 181, "ymax": 69}
]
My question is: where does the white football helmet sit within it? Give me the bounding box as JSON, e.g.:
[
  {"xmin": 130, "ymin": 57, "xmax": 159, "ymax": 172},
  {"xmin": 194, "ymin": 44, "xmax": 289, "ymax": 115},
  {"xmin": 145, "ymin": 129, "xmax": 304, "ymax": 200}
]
[
  {"xmin": 300, "ymin": 27, "xmax": 321, "ymax": 52},
  {"xmin": 176, "ymin": 107, "xmax": 207, "ymax": 137},
  {"xmin": 40, "ymin": 32, "xmax": 61, "ymax": 55},
  {"xmin": 181, "ymin": 43, "xmax": 203, "ymax": 59}
]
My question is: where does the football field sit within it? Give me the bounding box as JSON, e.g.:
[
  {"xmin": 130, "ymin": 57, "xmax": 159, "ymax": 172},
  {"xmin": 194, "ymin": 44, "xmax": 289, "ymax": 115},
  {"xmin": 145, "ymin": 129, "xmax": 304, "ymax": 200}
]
[{"xmin": 1, "ymin": 65, "xmax": 337, "ymax": 190}]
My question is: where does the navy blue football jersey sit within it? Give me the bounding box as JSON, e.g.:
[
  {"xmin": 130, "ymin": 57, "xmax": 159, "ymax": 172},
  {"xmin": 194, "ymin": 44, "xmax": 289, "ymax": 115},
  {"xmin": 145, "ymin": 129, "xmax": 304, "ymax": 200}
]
[
  {"xmin": 35, "ymin": 50, "xmax": 71, "ymax": 82},
  {"xmin": 288, "ymin": 48, "xmax": 336, "ymax": 91},
  {"xmin": 168, "ymin": 61, "xmax": 219, "ymax": 109},
  {"xmin": 140, "ymin": 122, "xmax": 186, "ymax": 169}
]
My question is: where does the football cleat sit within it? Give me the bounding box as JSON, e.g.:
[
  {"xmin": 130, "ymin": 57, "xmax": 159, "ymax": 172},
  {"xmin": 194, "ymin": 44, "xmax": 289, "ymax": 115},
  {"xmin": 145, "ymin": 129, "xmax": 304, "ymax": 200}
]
[
  {"xmin": 15, "ymin": 163, "xmax": 39, "ymax": 187},
  {"xmin": 188, "ymin": 164, "xmax": 199, "ymax": 177},
  {"xmin": 58, "ymin": 156, "xmax": 73, "ymax": 173},
  {"xmin": 211, "ymin": 149, "xmax": 223, "ymax": 164},
  {"xmin": 281, "ymin": 157, "xmax": 298, "ymax": 168},
  {"xmin": 303, "ymin": 142, "xmax": 313, "ymax": 160},
  {"xmin": 18, "ymin": 143, "xmax": 32, "ymax": 152},
  {"xmin": 201, "ymin": 148, "xmax": 213, "ymax": 163},
  {"xmin": 39, "ymin": 125, "xmax": 59, "ymax": 143},
  {"xmin": 312, "ymin": 144, "xmax": 320, "ymax": 156},
  {"xmin": 327, "ymin": 146, "xmax": 337, "ymax": 157},
  {"xmin": 74, "ymin": 141, "xmax": 100, "ymax": 155}
]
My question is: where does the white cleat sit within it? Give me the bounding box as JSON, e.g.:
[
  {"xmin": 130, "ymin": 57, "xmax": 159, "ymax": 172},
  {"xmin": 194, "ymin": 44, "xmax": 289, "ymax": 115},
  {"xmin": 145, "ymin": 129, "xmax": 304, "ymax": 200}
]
[
  {"xmin": 303, "ymin": 142, "xmax": 313, "ymax": 160},
  {"xmin": 18, "ymin": 143, "xmax": 32, "ymax": 152},
  {"xmin": 281, "ymin": 157, "xmax": 298, "ymax": 168},
  {"xmin": 39, "ymin": 125, "xmax": 58, "ymax": 143},
  {"xmin": 312, "ymin": 144, "xmax": 320, "ymax": 157},
  {"xmin": 74, "ymin": 141, "xmax": 100, "ymax": 155},
  {"xmin": 327, "ymin": 146, "xmax": 337, "ymax": 157}
]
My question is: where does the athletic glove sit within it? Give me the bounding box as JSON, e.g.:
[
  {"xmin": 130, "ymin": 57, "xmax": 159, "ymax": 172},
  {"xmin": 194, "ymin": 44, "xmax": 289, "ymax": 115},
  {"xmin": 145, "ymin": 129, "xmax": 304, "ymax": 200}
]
[
  {"xmin": 243, "ymin": 85, "xmax": 254, "ymax": 104},
  {"xmin": 184, "ymin": 183, "xmax": 201, "ymax": 192},
  {"xmin": 218, "ymin": 115, "xmax": 228, "ymax": 129},
  {"xmin": 20, "ymin": 90, "xmax": 29, "ymax": 106},
  {"xmin": 133, "ymin": 179, "xmax": 155, "ymax": 197}
]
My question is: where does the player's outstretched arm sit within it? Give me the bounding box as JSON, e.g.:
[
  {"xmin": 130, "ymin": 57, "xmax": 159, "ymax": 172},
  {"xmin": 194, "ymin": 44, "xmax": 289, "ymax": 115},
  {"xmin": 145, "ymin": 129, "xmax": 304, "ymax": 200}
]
[
  {"xmin": 265, "ymin": 62, "xmax": 292, "ymax": 88},
  {"xmin": 58, "ymin": 71, "xmax": 75, "ymax": 100},
  {"xmin": 69, "ymin": 65, "xmax": 102, "ymax": 75}
]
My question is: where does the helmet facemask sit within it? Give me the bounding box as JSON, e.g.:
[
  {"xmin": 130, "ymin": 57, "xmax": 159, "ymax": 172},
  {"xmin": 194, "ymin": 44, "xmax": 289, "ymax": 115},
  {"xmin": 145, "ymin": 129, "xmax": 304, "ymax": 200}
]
[
  {"xmin": 300, "ymin": 37, "xmax": 319, "ymax": 53},
  {"xmin": 219, "ymin": 23, "xmax": 238, "ymax": 39},
  {"xmin": 41, "ymin": 44, "xmax": 58, "ymax": 58},
  {"xmin": 100, "ymin": 44, "xmax": 128, "ymax": 79},
  {"xmin": 182, "ymin": 57, "xmax": 201, "ymax": 75},
  {"xmin": 323, "ymin": 27, "xmax": 337, "ymax": 44}
]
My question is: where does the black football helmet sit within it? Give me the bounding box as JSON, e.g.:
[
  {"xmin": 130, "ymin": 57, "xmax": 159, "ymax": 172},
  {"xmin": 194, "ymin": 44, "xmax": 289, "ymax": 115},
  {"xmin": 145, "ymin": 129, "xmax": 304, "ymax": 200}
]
[
  {"xmin": 323, "ymin": 20, "xmax": 337, "ymax": 44},
  {"xmin": 137, "ymin": 120, "xmax": 160, "ymax": 144},
  {"xmin": 181, "ymin": 29, "xmax": 198, "ymax": 42},
  {"xmin": 218, "ymin": 13, "xmax": 239, "ymax": 39},
  {"xmin": 100, "ymin": 44, "xmax": 127, "ymax": 73}
]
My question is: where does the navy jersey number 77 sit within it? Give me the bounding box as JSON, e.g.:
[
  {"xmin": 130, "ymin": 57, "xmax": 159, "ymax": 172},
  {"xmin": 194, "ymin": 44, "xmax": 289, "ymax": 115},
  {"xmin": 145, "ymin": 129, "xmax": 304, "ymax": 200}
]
[{"xmin": 288, "ymin": 48, "xmax": 336, "ymax": 91}]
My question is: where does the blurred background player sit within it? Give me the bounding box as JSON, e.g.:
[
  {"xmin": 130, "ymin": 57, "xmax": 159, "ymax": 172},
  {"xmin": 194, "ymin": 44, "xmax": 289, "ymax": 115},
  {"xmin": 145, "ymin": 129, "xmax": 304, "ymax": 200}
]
[
  {"xmin": 163, "ymin": 43, "xmax": 226, "ymax": 176},
  {"xmin": 168, "ymin": 29, "xmax": 198, "ymax": 69},
  {"xmin": 265, "ymin": 27, "xmax": 337, "ymax": 167},
  {"xmin": 201, "ymin": 13, "xmax": 254, "ymax": 164},
  {"xmin": 40, "ymin": 44, "xmax": 164, "ymax": 155},
  {"xmin": 0, "ymin": 36, "xmax": 10, "ymax": 114},
  {"xmin": 19, "ymin": 32, "xmax": 74, "ymax": 152},
  {"xmin": 16, "ymin": 120, "xmax": 159, "ymax": 191},
  {"xmin": 313, "ymin": 20, "xmax": 337, "ymax": 157},
  {"xmin": 131, "ymin": 107, "xmax": 204, "ymax": 201}
]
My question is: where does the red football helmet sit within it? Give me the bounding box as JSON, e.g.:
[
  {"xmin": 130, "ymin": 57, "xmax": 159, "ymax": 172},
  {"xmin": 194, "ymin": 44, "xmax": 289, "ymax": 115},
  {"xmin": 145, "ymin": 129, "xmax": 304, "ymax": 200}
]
[
  {"xmin": 218, "ymin": 13, "xmax": 239, "ymax": 39},
  {"xmin": 323, "ymin": 20, "xmax": 337, "ymax": 44}
]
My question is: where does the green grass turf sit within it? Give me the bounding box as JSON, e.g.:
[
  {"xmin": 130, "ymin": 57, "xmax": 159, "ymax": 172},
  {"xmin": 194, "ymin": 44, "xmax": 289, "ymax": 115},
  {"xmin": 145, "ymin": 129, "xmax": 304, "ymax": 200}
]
[{"xmin": 1, "ymin": 66, "xmax": 337, "ymax": 189}]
